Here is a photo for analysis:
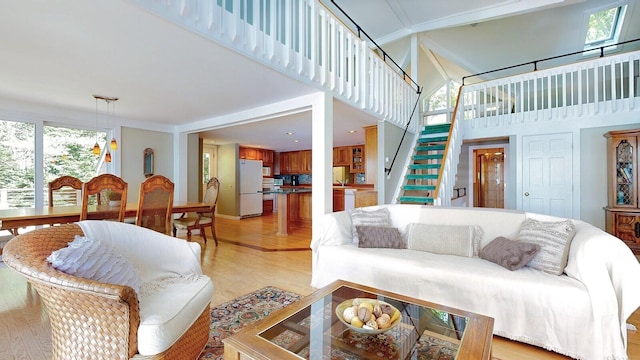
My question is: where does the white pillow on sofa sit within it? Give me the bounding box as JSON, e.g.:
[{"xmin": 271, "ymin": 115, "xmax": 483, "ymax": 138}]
[
  {"xmin": 517, "ymin": 218, "xmax": 576, "ymax": 275},
  {"xmin": 406, "ymin": 223, "xmax": 483, "ymax": 257},
  {"xmin": 47, "ymin": 235, "xmax": 141, "ymax": 293}
]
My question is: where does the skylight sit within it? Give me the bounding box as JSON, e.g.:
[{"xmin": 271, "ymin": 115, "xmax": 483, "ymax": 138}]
[{"xmin": 584, "ymin": 5, "xmax": 627, "ymax": 51}]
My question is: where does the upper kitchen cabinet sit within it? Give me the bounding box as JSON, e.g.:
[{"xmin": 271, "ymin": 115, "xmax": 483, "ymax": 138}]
[
  {"xmin": 239, "ymin": 146, "xmax": 274, "ymax": 176},
  {"xmin": 333, "ymin": 146, "xmax": 350, "ymax": 166},
  {"xmin": 350, "ymin": 145, "xmax": 365, "ymax": 173},
  {"xmin": 279, "ymin": 150, "xmax": 311, "ymax": 174}
]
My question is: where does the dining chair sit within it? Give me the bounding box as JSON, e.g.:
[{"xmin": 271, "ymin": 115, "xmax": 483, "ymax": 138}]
[
  {"xmin": 136, "ymin": 175, "xmax": 174, "ymax": 235},
  {"xmin": 80, "ymin": 174, "xmax": 128, "ymax": 222},
  {"xmin": 172, "ymin": 177, "xmax": 219, "ymax": 245},
  {"xmin": 48, "ymin": 175, "xmax": 83, "ymax": 207}
]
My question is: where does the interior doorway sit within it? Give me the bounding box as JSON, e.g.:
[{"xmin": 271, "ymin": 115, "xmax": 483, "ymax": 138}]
[{"xmin": 473, "ymin": 148, "xmax": 505, "ymax": 208}]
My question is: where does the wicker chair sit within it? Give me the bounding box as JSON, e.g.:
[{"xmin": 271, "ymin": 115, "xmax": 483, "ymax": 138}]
[
  {"xmin": 172, "ymin": 177, "xmax": 219, "ymax": 245},
  {"xmin": 136, "ymin": 175, "xmax": 174, "ymax": 235},
  {"xmin": 2, "ymin": 223, "xmax": 212, "ymax": 360}
]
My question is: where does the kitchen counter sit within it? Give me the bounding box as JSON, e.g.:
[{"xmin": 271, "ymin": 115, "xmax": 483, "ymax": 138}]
[{"xmin": 261, "ymin": 185, "xmax": 375, "ymax": 235}]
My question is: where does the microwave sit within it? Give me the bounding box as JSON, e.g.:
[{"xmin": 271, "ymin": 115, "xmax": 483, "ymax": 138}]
[{"xmin": 262, "ymin": 166, "xmax": 271, "ymax": 176}]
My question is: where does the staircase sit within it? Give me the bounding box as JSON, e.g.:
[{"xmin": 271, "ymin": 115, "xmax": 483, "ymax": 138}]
[{"xmin": 398, "ymin": 123, "xmax": 451, "ymax": 205}]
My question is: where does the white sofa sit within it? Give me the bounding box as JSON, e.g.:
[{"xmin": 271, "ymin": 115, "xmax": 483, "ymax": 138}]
[{"xmin": 310, "ymin": 205, "xmax": 640, "ymax": 360}]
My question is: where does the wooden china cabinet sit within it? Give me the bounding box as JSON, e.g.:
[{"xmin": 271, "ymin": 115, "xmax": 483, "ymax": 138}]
[{"xmin": 604, "ymin": 129, "xmax": 640, "ymax": 254}]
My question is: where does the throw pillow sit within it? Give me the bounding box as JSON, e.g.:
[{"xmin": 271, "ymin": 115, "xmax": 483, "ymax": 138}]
[
  {"xmin": 47, "ymin": 235, "xmax": 141, "ymax": 293},
  {"xmin": 479, "ymin": 236, "xmax": 540, "ymax": 271},
  {"xmin": 406, "ymin": 223, "xmax": 483, "ymax": 257},
  {"xmin": 350, "ymin": 208, "xmax": 392, "ymax": 244},
  {"xmin": 356, "ymin": 225, "xmax": 405, "ymax": 249},
  {"xmin": 516, "ymin": 218, "xmax": 576, "ymax": 275}
]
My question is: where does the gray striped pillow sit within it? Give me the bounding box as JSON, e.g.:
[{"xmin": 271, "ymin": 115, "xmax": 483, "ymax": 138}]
[
  {"xmin": 517, "ymin": 218, "xmax": 576, "ymax": 275},
  {"xmin": 350, "ymin": 208, "xmax": 392, "ymax": 244}
]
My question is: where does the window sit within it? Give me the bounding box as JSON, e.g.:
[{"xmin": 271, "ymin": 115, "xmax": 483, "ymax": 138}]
[
  {"xmin": 0, "ymin": 120, "xmax": 35, "ymax": 209},
  {"xmin": 0, "ymin": 120, "xmax": 108, "ymax": 210},
  {"xmin": 422, "ymin": 80, "xmax": 461, "ymax": 125},
  {"xmin": 584, "ymin": 5, "xmax": 627, "ymax": 51}
]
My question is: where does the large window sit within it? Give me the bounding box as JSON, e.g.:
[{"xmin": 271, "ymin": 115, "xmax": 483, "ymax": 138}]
[
  {"xmin": 422, "ymin": 80, "xmax": 461, "ymax": 125},
  {"xmin": 0, "ymin": 120, "xmax": 107, "ymax": 209},
  {"xmin": 43, "ymin": 124, "xmax": 107, "ymax": 206},
  {"xmin": 0, "ymin": 120, "xmax": 35, "ymax": 209}
]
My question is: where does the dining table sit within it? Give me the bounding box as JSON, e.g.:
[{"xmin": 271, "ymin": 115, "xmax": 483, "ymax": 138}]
[{"xmin": 0, "ymin": 202, "xmax": 210, "ymax": 236}]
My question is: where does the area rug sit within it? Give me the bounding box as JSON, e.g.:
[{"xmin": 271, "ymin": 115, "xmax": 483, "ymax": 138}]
[{"xmin": 198, "ymin": 286, "xmax": 303, "ymax": 359}]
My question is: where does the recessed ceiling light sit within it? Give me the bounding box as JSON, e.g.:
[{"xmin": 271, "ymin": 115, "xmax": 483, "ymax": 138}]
[
  {"xmin": 348, "ymin": 130, "xmax": 357, "ymax": 134},
  {"xmin": 286, "ymin": 132, "xmax": 294, "ymax": 135},
  {"xmin": 294, "ymin": 140, "xmax": 300, "ymax": 143}
]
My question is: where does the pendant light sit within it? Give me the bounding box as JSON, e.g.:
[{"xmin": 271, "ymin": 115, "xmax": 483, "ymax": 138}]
[
  {"xmin": 108, "ymin": 98, "xmax": 118, "ymax": 151},
  {"xmin": 92, "ymin": 96, "xmax": 101, "ymax": 155},
  {"xmin": 91, "ymin": 94, "xmax": 119, "ymax": 159}
]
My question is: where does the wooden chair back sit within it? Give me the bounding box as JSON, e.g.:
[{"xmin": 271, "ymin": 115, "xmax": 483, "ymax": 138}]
[
  {"xmin": 202, "ymin": 177, "xmax": 220, "ymax": 215},
  {"xmin": 80, "ymin": 174, "xmax": 128, "ymax": 222},
  {"xmin": 136, "ymin": 175, "xmax": 174, "ymax": 235},
  {"xmin": 48, "ymin": 175, "xmax": 83, "ymax": 207}
]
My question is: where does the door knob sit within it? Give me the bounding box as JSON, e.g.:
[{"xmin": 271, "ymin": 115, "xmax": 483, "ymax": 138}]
[{"xmin": 524, "ymin": 192, "xmax": 529, "ymax": 196}]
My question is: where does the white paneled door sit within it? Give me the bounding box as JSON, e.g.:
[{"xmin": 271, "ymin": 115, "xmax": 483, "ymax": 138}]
[{"xmin": 522, "ymin": 133, "xmax": 573, "ymax": 218}]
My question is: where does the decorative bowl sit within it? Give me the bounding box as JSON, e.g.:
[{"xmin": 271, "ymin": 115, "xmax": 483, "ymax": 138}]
[{"xmin": 335, "ymin": 298, "xmax": 402, "ymax": 335}]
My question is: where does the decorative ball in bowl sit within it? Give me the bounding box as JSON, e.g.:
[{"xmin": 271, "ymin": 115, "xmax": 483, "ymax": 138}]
[{"xmin": 335, "ymin": 298, "xmax": 402, "ymax": 335}]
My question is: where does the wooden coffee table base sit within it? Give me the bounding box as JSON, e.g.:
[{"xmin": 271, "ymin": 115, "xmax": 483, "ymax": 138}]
[{"xmin": 223, "ymin": 280, "xmax": 493, "ymax": 360}]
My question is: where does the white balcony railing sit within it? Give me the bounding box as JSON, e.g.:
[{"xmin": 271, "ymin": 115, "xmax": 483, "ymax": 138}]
[
  {"xmin": 461, "ymin": 50, "xmax": 640, "ymax": 133},
  {"xmin": 132, "ymin": 0, "xmax": 419, "ymax": 132},
  {"xmin": 435, "ymin": 49, "xmax": 640, "ymax": 205}
]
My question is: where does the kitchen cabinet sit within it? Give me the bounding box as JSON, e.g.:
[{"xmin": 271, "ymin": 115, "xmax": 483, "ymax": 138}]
[
  {"xmin": 350, "ymin": 145, "xmax": 365, "ymax": 173},
  {"xmin": 604, "ymin": 129, "xmax": 640, "ymax": 254},
  {"xmin": 240, "ymin": 146, "xmax": 274, "ymax": 175},
  {"xmin": 333, "ymin": 189, "xmax": 345, "ymax": 212},
  {"xmin": 333, "ymin": 146, "xmax": 350, "ymax": 166},
  {"xmin": 278, "ymin": 150, "xmax": 311, "ymax": 174}
]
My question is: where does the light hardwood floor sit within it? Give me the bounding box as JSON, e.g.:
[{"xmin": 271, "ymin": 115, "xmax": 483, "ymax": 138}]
[{"xmin": 0, "ymin": 213, "xmax": 638, "ymax": 359}]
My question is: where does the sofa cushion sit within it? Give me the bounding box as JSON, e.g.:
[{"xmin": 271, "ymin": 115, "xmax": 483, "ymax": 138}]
[
  {"xmin": 356, "ymin": 225, "xmax": 405, "ymax": 248},
  {"xmin": 479, "ymin": 236, "xmax": 540, "ymax": 270},
  {"xmin": 350, "ymin": 207, "xmax": 392, "ymax": 244},
  {"xmin": 138, "ymin": 275, "xmax": 213, "ymax": 355},
  {"xmin": 406, "ymin": 223, "xmax": 483, "ymax": 257},
  {"xmin": 46, "ymin": 234, "xmax": 141, "ymax": 293},
  {"xmin": 517, "ymin": 218, "xmax": 576, "ymax": 275}
]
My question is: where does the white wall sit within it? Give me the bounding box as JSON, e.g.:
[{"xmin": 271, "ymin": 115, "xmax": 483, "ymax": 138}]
[{"xmin": 121, "ymin": 127, "xmax": 174, "ymax": 203}]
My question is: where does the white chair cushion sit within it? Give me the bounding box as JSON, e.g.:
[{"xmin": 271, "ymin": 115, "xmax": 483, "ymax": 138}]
[{"xmin": 137, "ymin": 275, "xmax": 213, "ymax": 356}]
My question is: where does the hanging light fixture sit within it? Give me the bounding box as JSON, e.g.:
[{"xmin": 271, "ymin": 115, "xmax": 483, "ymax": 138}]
[
  {"xmin": 92, "ymin": 96, "xmax": 101, "ymax": 155},
  {"xmin": 91, "ymin": 94, "xmax": 119, "ymax": 159},
  {"xmin": 108, "ymin": 97, "xmax": 118, "ymax": 151}
]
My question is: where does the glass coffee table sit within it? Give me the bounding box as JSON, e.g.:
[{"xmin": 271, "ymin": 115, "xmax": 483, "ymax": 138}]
[{"xmin": 223, "ymin": 280, "xmax": 494, "ymax": 359}]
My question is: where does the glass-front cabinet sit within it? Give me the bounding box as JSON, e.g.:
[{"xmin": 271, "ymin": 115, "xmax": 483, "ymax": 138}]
[{"xmin": 604, "ymin": 129, "xmax": 640, "ymax": 255}]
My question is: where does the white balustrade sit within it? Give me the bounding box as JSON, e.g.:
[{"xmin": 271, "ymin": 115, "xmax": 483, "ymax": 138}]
[{"xmin": 132, "ymin": 0, "xmax": 419, "ymax": 132}]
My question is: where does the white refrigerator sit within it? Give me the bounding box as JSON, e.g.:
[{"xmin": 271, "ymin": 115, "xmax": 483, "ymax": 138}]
[{"xmin": 239, "ymin": 159, "xmax": 263, "ymax": 217}]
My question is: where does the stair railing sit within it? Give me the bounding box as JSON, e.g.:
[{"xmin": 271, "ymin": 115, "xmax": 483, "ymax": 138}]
[{"xmin": 433, "ymin": 87, "xmax": 465, "ymax": 206}]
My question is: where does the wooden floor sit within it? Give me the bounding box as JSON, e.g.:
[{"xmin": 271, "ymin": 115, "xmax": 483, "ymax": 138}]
[{"xmin": 1, "ymin": 213, "xmax": 638, "ymax": 359}]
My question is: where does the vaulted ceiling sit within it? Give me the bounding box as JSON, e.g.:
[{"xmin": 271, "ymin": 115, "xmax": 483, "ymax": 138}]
[{"xmin": 1, "ymin": 0, "xmax": 638, "ymax": 152}]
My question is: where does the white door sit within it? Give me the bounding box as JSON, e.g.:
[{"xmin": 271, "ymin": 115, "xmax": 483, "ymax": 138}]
[{"xmin": 522, "ymin": 133, "xmax": 573, "ymax": 218}]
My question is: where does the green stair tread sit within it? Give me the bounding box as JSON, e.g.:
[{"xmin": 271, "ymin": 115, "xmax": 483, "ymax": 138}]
[
  {"xmin": 414, "ymin": 154, "xmax": 444, "ymax": 160},
  {"xmin": 407, "ymin": 174, "xmax": 438, "ymax": 180},
  {"xmin": 403, "ymin": 185, "xmax": 436, "ymax": 191},
  {"xmin": 399, "ymin": 196, "xmax": 434, "ymax": 204},
  {"xmin": 410, "ymin": 164, "xmax": 441, "ymax": 169},
  {"xmin": 416, "ymin": 144, "xmax": 446, "ymax": 151},
  {"xmin": 421, "ymin": 124, "xmax": 451, "ymax": 134},
  {"xmin": 418, "ymin": 136, "xmax": 449, "ymax": 143}
]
